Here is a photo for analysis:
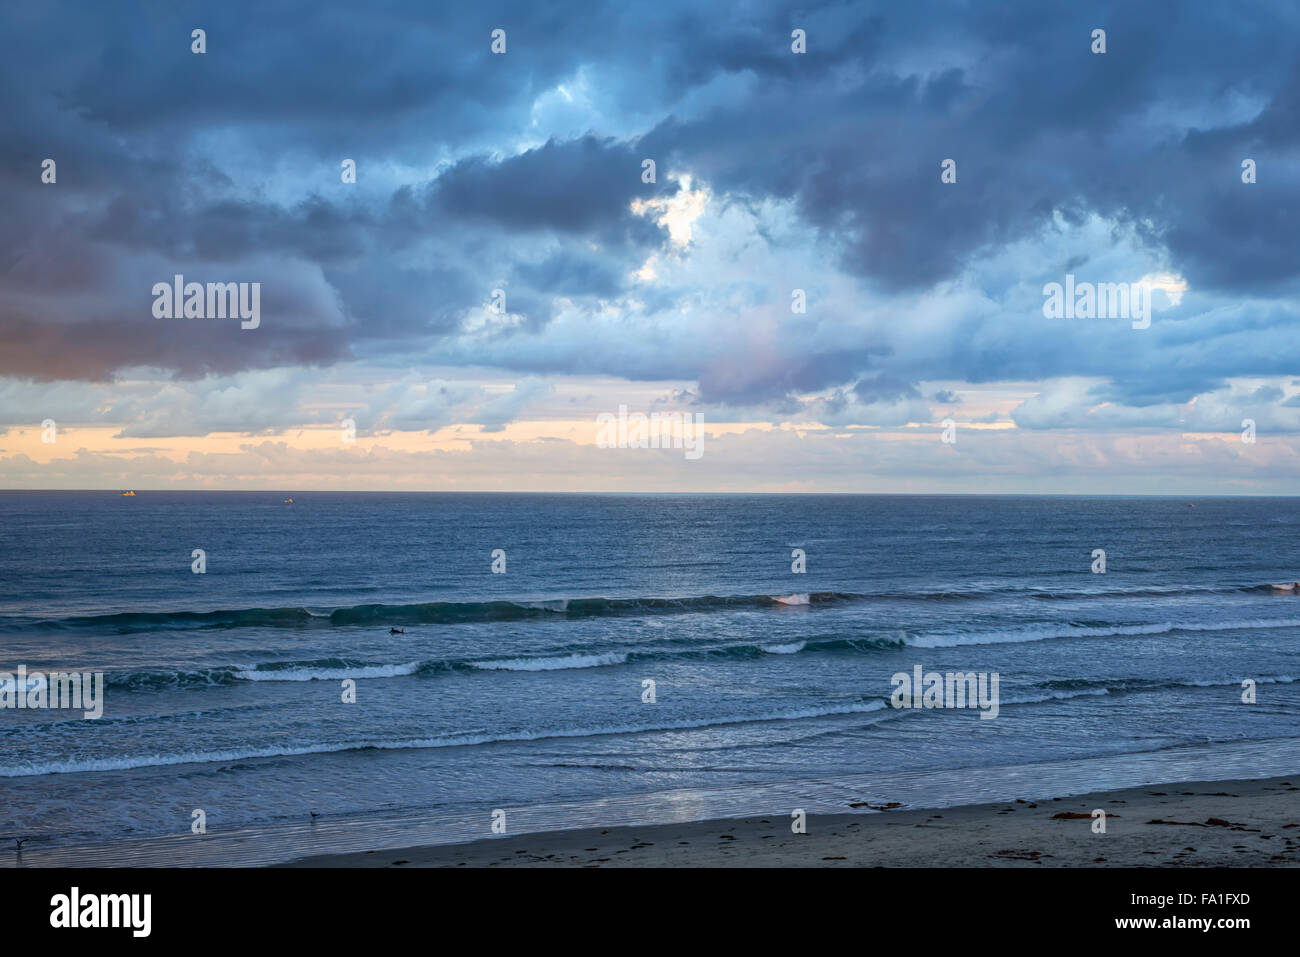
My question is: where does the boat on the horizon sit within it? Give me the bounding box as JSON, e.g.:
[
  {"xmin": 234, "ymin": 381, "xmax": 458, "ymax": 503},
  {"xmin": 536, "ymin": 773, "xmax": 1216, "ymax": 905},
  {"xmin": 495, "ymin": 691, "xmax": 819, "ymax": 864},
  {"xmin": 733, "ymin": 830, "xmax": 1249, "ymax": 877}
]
[{"xmin": 121, "ymin": 490, "xmax": 135, "ymax": 497}]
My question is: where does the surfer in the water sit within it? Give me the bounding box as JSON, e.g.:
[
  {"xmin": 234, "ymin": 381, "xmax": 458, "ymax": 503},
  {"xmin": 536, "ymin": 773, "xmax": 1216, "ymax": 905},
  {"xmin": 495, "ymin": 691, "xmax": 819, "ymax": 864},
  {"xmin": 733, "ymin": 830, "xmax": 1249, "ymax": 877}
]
[{"xmin": 389, "ymin": 627, "xmax": 405, "ymax": 635}]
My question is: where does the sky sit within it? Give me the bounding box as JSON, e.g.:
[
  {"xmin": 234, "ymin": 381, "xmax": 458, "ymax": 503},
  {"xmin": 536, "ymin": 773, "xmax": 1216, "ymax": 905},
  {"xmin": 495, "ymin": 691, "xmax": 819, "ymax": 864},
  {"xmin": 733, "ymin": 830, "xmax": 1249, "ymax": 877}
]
[{"xmin": 1, "ymin": 0, "xmax": 1298, "ymax": 492}]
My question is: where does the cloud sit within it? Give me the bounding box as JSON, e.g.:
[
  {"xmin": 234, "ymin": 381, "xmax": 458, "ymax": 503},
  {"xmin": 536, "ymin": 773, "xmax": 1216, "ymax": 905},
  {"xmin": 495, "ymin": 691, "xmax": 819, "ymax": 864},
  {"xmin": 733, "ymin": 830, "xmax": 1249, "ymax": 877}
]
[{"xmin": 2, "ymin": 0, "xmax": 1298, "ymax": 490}]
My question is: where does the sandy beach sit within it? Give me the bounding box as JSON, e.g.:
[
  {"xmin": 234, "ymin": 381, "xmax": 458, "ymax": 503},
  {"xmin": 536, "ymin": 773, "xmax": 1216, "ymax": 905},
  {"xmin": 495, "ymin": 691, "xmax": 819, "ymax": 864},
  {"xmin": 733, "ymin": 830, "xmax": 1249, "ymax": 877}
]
[{"xmin": 278, "ymin": 774, "xmax": 1300, "ymax": 868}]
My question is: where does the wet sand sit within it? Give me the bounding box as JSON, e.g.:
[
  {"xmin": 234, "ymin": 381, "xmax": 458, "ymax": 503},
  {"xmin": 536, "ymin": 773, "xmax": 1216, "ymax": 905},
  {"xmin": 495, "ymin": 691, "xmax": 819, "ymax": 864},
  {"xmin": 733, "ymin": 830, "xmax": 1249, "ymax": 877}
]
[{"xmin": 279, "ymin": 774, "xmax": 1300, "ymax": 867}]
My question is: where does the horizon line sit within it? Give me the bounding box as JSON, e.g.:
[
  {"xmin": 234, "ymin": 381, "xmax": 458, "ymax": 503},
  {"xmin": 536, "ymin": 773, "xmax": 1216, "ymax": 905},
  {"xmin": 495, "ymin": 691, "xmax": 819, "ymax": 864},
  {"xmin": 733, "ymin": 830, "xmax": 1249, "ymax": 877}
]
[{"xmin": 2, "ymin": 488, "xmax": 1298, "ymax": 498}]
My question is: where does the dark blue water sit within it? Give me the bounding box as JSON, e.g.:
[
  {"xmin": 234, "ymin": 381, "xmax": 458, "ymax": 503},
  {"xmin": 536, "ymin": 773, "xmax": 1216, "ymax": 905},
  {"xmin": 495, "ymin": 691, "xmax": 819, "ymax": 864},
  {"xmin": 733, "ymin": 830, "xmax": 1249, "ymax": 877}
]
[{"xmin": 2, "ymin": 492, "xmax": 1299, "ymax": 864}]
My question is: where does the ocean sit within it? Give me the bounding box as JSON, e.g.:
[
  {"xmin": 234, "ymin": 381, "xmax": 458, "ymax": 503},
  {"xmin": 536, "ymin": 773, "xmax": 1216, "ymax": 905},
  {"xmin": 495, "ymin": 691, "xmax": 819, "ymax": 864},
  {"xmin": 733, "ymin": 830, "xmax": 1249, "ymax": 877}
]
[{"xmin": 2, "ymin": 492, "xmax": 1299, "ymax": 865}]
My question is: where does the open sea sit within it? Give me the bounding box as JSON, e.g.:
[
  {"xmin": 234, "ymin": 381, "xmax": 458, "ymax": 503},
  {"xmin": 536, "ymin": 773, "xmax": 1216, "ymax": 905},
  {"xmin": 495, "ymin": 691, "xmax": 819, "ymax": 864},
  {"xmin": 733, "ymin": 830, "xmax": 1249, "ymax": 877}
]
[{"xmin": 2, "ymin": 492, "xmax": 1299, "ymax": 865}]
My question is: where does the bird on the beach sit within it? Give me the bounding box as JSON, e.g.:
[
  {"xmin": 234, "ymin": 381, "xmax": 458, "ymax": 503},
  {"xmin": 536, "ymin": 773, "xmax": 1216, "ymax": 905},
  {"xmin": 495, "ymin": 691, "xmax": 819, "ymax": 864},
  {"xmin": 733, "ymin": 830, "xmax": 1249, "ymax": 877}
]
[
  {"xmin": 389, "ymin": 627, "xmax": 405, "ymax": 635},
  {"xmin": 14, "ymin": 838, "xmax": 25, "ymax": 852},
  {"xmin": 309, "ymin": 810, "xmax": 320, "ymax": 819}
]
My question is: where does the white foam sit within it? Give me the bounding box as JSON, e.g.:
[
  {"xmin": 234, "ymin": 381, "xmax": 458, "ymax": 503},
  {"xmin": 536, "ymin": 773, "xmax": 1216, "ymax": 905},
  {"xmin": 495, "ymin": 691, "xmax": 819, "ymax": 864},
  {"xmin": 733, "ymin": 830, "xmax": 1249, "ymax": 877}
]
[
  {"xmin": 910, "ymin": 617, "xmax": 1300, "ymax": 648},
  {"xmin": 518, "ymin": 599, "xmax": 570, "ymax": 613},
  {"xmin": 235, "ymin": 662, "xmax": 421, "ymax": 682},
  {"xmin": 469, "ymin": 652, "xmax": 628, "ymax": 672},
  {"xmin": 772, "ymin": 593, "xmax": 811, "ymax": 605},
  {"xmin": 761, "ymin": 641, "xmax": 807, "ymax": 654}
]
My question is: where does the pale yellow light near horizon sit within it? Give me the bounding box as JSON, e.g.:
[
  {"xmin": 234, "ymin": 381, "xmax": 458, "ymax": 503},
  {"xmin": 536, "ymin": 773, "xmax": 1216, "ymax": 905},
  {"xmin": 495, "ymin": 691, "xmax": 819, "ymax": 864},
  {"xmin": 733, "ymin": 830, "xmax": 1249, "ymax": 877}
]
[
  {"xmin": 2, "ymin": 414, "xmax": 1032, "ymax": 466},
  {"xmin": 3, "ymin": 419, "xmax": 767, "ymax": 464}
]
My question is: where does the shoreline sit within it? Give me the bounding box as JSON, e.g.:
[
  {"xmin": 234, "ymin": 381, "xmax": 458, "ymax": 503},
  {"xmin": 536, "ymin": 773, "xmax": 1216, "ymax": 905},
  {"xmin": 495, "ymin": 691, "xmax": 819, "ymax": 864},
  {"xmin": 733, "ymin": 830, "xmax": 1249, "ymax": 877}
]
[{"xmin": 277, "ymin": 775, "xmax": 1300, "ymax": 867}]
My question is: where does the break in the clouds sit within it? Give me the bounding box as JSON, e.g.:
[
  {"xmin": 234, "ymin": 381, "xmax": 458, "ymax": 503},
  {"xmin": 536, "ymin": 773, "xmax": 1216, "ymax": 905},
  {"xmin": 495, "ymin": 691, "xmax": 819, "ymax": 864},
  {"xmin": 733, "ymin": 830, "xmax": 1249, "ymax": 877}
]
[{"xmin": 2, "ymin": 0, "xmax": 1298, "ymax": 491}]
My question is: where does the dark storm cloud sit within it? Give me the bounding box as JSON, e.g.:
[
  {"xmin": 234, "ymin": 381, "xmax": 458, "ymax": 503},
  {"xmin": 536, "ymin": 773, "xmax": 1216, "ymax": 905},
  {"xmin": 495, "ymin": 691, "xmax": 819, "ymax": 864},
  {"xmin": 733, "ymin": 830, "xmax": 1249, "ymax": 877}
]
[
  {"xmin": 0, "ymin": 0, "xmax": 1297, "ymax": 412},
  {"xmin": 512, "ymin": 250, "xmax": 625, "ymax": 300},
  {"xmin": 638, "ymin": 3, "xmax": 1300, "ymax": 299},
  {"xmin": 698, "ymin": 345, "xmax": 891, "ymax": 405},
  {"xmin": 854, "ymin": 375, "xmax": 922, "ymax": 405},
  {"xmin": 430, "ymin": 136, "xmax": 667, "ymax": 240}
]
